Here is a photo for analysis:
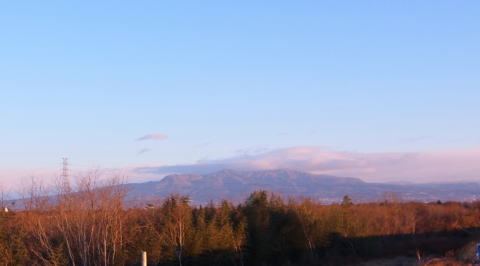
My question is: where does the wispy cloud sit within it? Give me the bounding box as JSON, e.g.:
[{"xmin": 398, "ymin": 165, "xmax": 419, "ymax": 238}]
[
  {"xmin": 137, "ymin": 133, "xmax": 168, "ymax": 141},
  {"xmin": 138, "ymin": 148, "xmax": 150, "ymax": 154},
  {"xmin": 134, "ymin": 146, "xmax": 480, "ymax": 183}
]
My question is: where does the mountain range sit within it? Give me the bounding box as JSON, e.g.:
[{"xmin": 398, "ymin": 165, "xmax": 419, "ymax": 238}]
[{"xmin": 125, "ymin": 169, "xmax": 480, "ymax": 205}]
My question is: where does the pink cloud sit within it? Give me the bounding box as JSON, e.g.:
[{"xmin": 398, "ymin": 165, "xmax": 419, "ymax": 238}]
[
  {"xmin": 137, "ymin": 146, "xmax": 480, "ymax": 183},
  {"xmin": 137, "ymin": 133, "xmax": 168, "ymax": 141},
  {"xmin": 4, "ymin": 147, "xmax": 479, "ymax": 187}
]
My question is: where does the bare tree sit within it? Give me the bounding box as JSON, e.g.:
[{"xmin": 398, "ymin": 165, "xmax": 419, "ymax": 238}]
[
  {"xmin": 161, "ymin": 195, "xmax": 191, "ymax": 266},
  {"xmin": 23, "ymin": 172, "xmax": 127, "ymax": 266}
]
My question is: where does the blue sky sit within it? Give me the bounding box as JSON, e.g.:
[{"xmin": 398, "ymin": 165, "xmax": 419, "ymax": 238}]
[{"xmin": 1, "ymin": 1, "xmax": 479, "ymax": 182}]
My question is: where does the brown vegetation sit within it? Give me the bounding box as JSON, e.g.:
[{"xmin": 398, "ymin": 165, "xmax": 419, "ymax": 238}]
[{"xmin": 1, "ymin": 175, "xmax": 480, "ymax": 265}]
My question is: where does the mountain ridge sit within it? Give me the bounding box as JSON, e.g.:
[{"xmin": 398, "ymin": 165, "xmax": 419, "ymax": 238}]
[{"xmin": 126, "ymin": 169, "xmax": 480, "ymax": 205}]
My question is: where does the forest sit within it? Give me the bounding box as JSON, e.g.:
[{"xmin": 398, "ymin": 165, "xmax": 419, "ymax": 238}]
[{"xmin": 1, "ymin": 175, "xmax": 480, "ymax": 265}]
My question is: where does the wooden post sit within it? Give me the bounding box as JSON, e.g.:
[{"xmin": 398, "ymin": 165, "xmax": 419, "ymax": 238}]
[{"xmin": 142, "ymin": 251, "xmax": 147, "ymax": 266}]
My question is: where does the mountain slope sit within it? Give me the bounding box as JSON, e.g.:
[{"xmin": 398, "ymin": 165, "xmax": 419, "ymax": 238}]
[{"xmin": 126, "ymin": 169, "xmax": 480, "ymax": 205}]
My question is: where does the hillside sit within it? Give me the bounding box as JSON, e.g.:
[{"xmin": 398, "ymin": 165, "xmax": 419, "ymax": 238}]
[{"xmin": 126, "ymin": 169, "xmax": 480, "ymax": 205}]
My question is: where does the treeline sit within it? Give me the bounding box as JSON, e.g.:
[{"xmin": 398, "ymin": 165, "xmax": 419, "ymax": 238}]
[{"xmin": 1, "ymin": 176, "xmax": 480, "ymax": 265}]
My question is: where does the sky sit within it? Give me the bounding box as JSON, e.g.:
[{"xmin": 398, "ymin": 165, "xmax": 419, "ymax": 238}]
[{"xmin": 1, "ymin": 1, "xmax": 479, "ymax": 186}]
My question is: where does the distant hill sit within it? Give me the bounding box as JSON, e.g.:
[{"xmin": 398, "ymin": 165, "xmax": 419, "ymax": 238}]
[{"xmin": 125, "ymin": 169, "xmax": 480, "ymax": 205}]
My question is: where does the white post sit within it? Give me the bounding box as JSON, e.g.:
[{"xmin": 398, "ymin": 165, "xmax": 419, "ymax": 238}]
[{"xmin": 142, "ymin": 251, "xmax": 147, "ymax": 266}]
